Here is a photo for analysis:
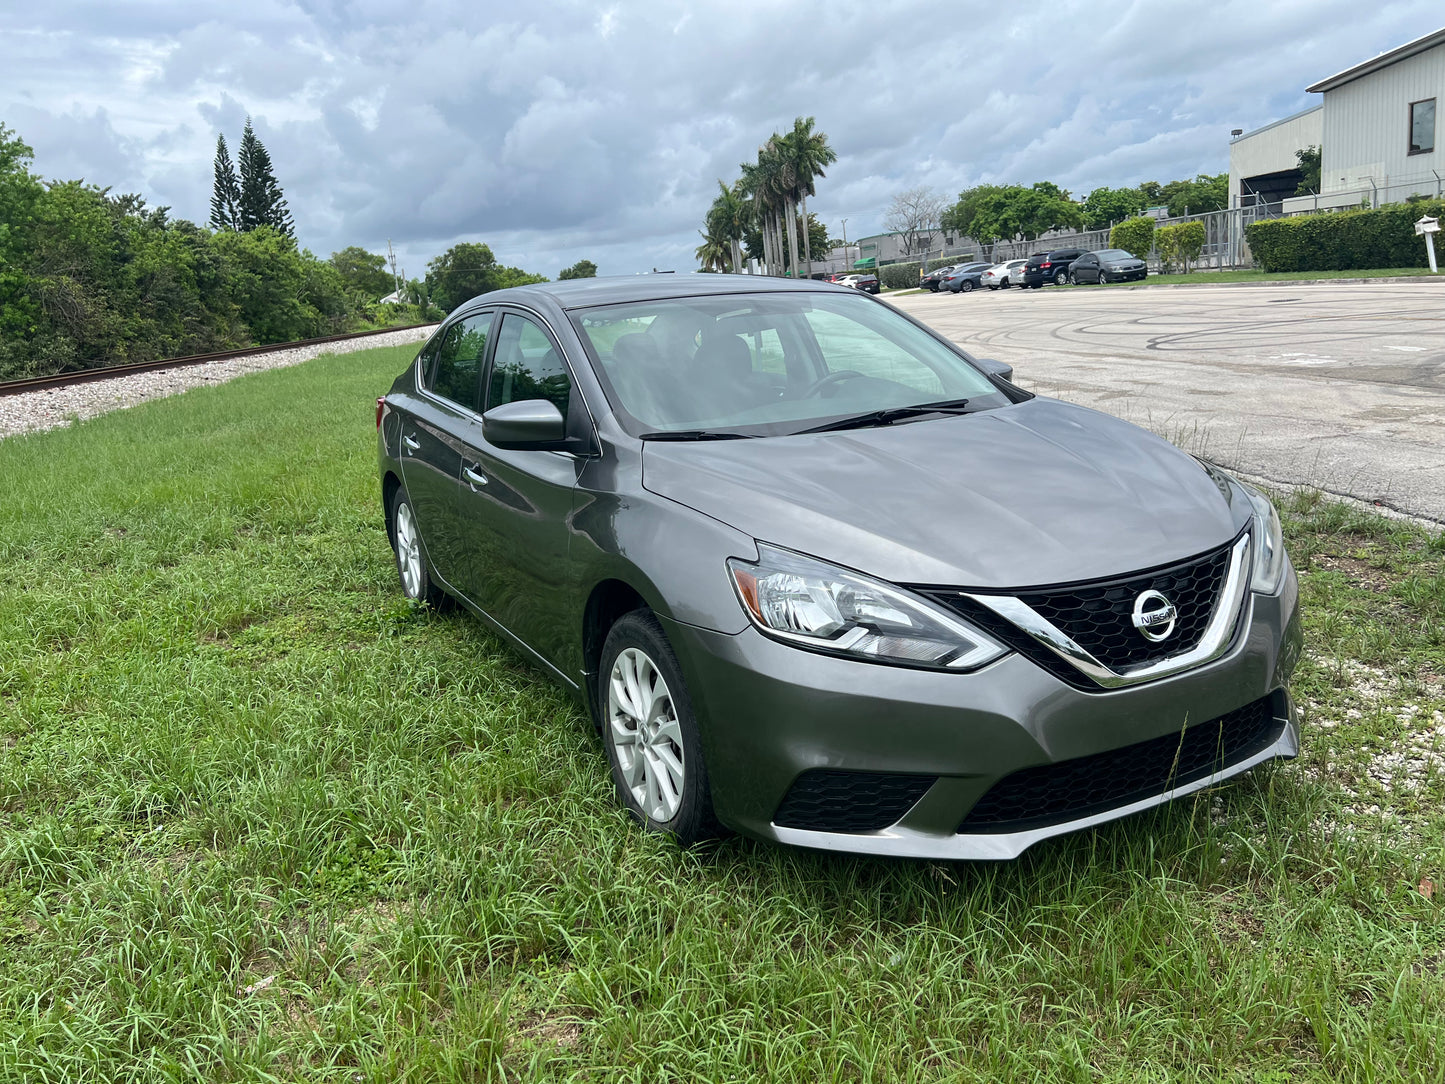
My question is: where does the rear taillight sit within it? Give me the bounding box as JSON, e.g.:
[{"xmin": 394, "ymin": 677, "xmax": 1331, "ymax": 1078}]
[
  {"xmin": 1041, "ymin": 261, "xmax": 1052, "ymax": 268},
  {"xmin": 376, "ymin": 397, "xmax": 386, "ymax": 430}
]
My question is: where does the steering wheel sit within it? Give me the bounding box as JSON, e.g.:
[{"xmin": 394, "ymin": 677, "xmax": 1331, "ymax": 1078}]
[{"xmin": 801, "ymin": 369, "xmax": 867, "ymax": 398}]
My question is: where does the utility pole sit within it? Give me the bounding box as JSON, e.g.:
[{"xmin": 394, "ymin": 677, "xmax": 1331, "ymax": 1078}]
[
  {"xmin": 386, "ymin": 239, "xmax": 401, "ymax": 298},
  {"xmin": 840, "ymin": 218, "xmax": 849, "ymax": 276}
]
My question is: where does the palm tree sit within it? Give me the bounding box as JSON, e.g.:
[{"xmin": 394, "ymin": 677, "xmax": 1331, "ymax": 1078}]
[
  {"xmin": 761, "ymin": 135, "xmax": 801, "ymax": 277},
  {"xmin": 706, "ymin": 179, "xmax": 747, "ymax": 274},
  {"xmin": 740, "ymin": 153, "xmax": 784, "ymax": 275},
  {"xmin": 781, "ymin": 117, "xmax": 837, "ymax": 279},
  {"xmin": 695, "ymin": 229, "xmax": 730, "ymax": 272}
]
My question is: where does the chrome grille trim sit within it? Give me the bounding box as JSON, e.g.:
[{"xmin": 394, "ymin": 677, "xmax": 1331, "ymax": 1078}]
[{"xmin": 961, "ymin": 533, "xmax": 1252, "ymax": 689}]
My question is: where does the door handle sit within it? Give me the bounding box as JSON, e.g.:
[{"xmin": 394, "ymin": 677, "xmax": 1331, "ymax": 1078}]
[
  {"xmin": 402, "ymin": 434, "xmax": 420, "ymax": 452},
  {"xmin": 462, "ymin": 465, "xmax": 488, "ymax": 487}
]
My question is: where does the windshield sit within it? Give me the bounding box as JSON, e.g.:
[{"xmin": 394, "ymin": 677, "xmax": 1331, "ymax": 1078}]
[
  {"xmin": 1097, "ymin": 250, "xmax": 1136, "ymax": 261},
  {"xmin": 570, "ymin": 290, "xmax": 1007, "ymax": 437}
]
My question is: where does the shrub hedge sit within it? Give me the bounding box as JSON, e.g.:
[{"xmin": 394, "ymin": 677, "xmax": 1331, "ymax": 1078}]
[
  {"xmin": 1110, "ymin": 217, "xmax": 1155, "ymax": 260},
  {"xmin": 1245, "ymin": 200, "xmax": 1445, "ymax": 272},
  {"xmin": 877, "ymin": 256, "xmax": 981, "ymax": 289},
  {"xmin": 879, "ymin": 262, "xmax": 923, "ymax": 289}
]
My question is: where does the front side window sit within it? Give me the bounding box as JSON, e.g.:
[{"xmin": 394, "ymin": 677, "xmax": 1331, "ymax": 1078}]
[
  {"xmin": 489, "ymin": 313, "xmax": 572, "ymax": 416},
  {"xmin": 1410, "ymin": 98, "xmax": 1435, "ymax": 155},
  {"xmin": 427, "ymin": 311, "xmax": 492, "ymax": 411},
  {"xmin": 571, "ymin": 291, "xmax": 1006, "ymax": 437}
]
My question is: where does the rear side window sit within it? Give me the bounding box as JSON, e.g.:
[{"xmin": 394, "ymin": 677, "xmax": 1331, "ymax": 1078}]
[
  {"xmin": 489, "ymin": 313, "xmax": 572, "ymax": 416},
  {"xmin": 426, "ymin": 312, "xmax": 492, "ymax": 411}
]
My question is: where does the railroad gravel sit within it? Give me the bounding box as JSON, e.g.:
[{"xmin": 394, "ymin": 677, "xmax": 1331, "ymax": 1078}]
[{"xmin": 0, "ymin": 326, "xmax": 436, "ymax": 440}]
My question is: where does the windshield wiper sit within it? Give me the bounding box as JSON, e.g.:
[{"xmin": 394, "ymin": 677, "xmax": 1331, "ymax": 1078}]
[
  {"xmin": 795, "ymin": 398, "xmax": 973, "ymax": 435},
  {"xmin": 638, "ymin": 429, "xmax": 756, "ymax": 441}
]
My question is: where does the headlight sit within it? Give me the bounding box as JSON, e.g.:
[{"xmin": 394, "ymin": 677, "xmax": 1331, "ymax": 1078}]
[
  {"xmin": 1242, "ymin": 484, "xmax": 1285, "ymax": 593},
  {"xmin": 727, "ymin": 545, "xmax": 1009, "ymax": 671}
]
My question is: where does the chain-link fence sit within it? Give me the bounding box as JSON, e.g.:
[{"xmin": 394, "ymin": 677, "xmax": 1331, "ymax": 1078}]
[{"xmin": 867, "ymin": 172, "xmax": 1445, "ymax": 279}]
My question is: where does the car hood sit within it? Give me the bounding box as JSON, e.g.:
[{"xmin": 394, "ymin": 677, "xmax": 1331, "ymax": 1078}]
[{"xmin": 640, "ymin": 398, "xmax": 1249, "ymax": 589}]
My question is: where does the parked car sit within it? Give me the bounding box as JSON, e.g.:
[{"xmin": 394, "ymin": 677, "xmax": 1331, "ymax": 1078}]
[
  {"xmin": 1068, "ymin": 249, "xmax": 1148, "ymax": 285},
  {"xmin": 378, "ymin": 274, "xmax": 1300, "ymax": 859},
  {"xmin": 836, "ymin": 273, "xmax": 880, "ymax": 294},
  {"xmin": 941, "ymin": 262, "xmax": 992, "ymax": 293},
  {"xmin": 920, "ymin": 265, "xmax": 958, "ymax": 292},
  {"xmin": 982, "ymin": 259, "xmax": 1028, "ymax": 289},
  {"xmin": 1021, "ymin": 248, "xmax": 1086, "ymax": 288}
]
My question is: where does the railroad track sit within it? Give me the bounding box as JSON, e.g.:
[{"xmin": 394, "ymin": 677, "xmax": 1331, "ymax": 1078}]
[{"xmin": 0, "ymin": 324, "xmax": 435, "ymax": 397}]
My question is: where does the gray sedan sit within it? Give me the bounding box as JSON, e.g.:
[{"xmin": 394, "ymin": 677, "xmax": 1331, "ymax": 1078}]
[
  {"xmin": 377, "ymin": 275, "xmax": 1299, "ymax": 859},
  {"xmin": 1070, "ymin": 249, "xmax": 1148, "ymax": 284}
]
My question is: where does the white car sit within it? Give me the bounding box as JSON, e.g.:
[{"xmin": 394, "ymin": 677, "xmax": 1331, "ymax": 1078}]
[{"xmin": 983, "ymin": 259, "xmax": 1028, "ymax": 289}]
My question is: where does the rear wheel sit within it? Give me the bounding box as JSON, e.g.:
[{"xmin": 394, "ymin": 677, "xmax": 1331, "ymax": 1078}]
[
  {"xmin": 959, "ymin": 279, "xmax": 975, "ymax": 293},
  {"xmin": 600, "ymin": 610, "xmax": 719, "ymax": 844},
  {"xmin": 389, "ymin": 486, "xmax": 448, "ymax": 607}
]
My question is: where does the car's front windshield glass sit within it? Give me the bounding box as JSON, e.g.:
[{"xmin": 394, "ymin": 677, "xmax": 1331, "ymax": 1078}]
[
  {"xmin": 1098, "ymin": 250, "xmax": 1135, "ymax": 260},
  {"xmin": 570, "ymin": 290, "xmax": 1008, "ymax": 437}
]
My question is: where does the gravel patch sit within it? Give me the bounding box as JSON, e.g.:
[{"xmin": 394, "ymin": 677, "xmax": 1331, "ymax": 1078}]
[{"xmin": 0, "ymin": 326, "xmax": 436, "ymax": 440}]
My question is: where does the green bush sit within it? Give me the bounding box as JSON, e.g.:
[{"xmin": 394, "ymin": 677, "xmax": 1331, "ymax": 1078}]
[
  {"xmin": 1155, "ymin": 221, "xmax": 1206, "ymax": 273},
  {"xmin": 879, "ymin": 262, "xmax": 923, "ymax": 289},
  {"xmin": 1245, "ymin": 200, "xmax": 1445, "ymax": 272},
  {"xmin": 1110, "ymin": 216, "xmax": 1156, "ymax": 260}
]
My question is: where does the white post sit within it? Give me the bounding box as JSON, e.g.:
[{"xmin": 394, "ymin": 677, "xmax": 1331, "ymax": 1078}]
[{"xmin": 1415, "ymin": 216, "xmax": 1440, "ymax": 273}]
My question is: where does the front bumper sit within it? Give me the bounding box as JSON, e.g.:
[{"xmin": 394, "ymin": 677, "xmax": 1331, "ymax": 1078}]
[{"xmin": 662, "ymin": 564, "xmax": 1301, "ymax": 859}]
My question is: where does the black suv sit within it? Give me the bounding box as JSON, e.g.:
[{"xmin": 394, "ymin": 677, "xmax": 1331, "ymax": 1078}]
[{"xmin": 1021, "ymin": 248, "xmax": 1085, "ymax": 288}]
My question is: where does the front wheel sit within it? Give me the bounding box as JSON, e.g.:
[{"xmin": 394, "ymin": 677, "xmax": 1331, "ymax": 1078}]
[{"xmin": 600, "ymin": 611, "xmax": 718, "ymax": 844}]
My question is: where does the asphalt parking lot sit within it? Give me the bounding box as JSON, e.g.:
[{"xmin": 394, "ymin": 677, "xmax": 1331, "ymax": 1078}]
[{"xmin": 891, "ymin": 281, "xmax": 1445, "ymax": 524}]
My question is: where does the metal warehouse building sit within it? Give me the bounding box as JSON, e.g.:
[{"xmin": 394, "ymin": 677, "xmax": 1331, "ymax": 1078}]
[{"xmin": 1230, "ymin": 25, "xmax": 1443, "ymax": 213}]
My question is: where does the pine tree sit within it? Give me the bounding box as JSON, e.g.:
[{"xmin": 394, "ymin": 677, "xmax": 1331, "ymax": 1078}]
[
  {"xmin": 236, "ymin": 117, "xmax": 294, "ymax": 237},
  {"xmin": 209, "ymin": 134, "xmax": 240, "ymax": 231}
]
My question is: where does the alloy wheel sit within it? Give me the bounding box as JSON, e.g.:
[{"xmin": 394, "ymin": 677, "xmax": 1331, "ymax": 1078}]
[
  {"xmin": 395, "ymin": 500, "xmax": 423, "ymax": 599},
  {"xmin": 607, "ymin": 647, "xmax": 686, "ymax": 823}
]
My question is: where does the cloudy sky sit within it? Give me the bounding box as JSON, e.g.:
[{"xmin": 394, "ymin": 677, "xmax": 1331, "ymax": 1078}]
[{"xmin": 3, "ymin": 1, "xmax": 1441, "ymax": 279}]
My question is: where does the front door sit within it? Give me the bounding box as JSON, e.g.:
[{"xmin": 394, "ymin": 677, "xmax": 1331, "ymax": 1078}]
[
  {"xmin": 450, "ymin": 310, "xmax": 584, "ymax": 673},
  {"xmin": 396, "ymin": 311, "xmax": 493, "ymax": 591}
]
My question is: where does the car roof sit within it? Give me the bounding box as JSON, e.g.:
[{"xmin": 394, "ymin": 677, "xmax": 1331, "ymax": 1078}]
[{"xmin": 472, "ymin": 273, "xmax": 853, "ymax": 313}]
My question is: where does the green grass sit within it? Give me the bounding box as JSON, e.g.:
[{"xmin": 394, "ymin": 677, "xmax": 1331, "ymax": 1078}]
[
  {"xmin": 1, "ymin": 347, "xmax": 1443, "ymax": 1082},
  {"xmin": 1098, "ymin": 267, "xmax": 1439, "ymax": 287}
]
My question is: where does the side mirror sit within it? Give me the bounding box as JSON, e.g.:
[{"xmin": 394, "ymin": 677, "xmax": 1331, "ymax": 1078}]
[
  {"xmin": 973, "ymin": 357, "xmax": 1014, "ymax": 383},
  {"xmin": 483, "ymin": 399, "xmax": 566, "ymax": 449}
]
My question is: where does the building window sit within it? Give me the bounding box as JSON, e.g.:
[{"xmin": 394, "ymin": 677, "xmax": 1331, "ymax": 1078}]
[{"xmin": 1410, "ymin": 98, "xmax": 1435, "ymax": 155}]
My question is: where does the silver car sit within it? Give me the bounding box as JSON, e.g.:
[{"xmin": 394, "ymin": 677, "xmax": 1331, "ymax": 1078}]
[
  {"xmin": 983, "ymin": 259, "xmax": 1028, "ymax": 289},
  {"xmin": 377, "ymin": 275, "xmax": 1300, "ymax": 860}
]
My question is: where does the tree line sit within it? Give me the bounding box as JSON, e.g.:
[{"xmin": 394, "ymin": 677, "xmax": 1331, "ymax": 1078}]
[
  {"xmin": 696, "ymin": 116, "xmax": 836, "ymax": 276},
  {"xmin": 940, "ymin": 174, "xmax": 1229, "ymax": 247},
  {"xmin": 0, "ymin": 121, "xmax": 589, "ymax": 379}
]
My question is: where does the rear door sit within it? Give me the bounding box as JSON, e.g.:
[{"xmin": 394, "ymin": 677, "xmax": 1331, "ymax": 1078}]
[
  {"xmin": 450, "ymin": 309, "xmax": 587, "ymax": 672},
  {"xmin": 396, "ymin": 310, "xmax": 494, "ymax": 592}
]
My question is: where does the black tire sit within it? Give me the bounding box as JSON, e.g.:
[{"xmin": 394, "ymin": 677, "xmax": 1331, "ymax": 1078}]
[
  {"xmin": 388, "ymin": 485, "xmax": 448, "ymax": 607},
  {"xmin": 598, "ymin": 609, "xmax": 720, "ymax": 844},
  {"xmin": 959, "ymin": 279, "xmax": 975, "ymax": 293}
]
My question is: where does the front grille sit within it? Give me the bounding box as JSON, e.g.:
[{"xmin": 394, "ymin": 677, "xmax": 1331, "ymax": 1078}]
[
  {"xmin": 927, "ymin": 537, "xmax": 1238, "ymax": 687},
  {"xmin": 957, "ymin": 695, "xmax": 1282, "ymax": 834},
  {"xmin": 773, "ymin": 770, "xmax": 936, "ymax": 833}
]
